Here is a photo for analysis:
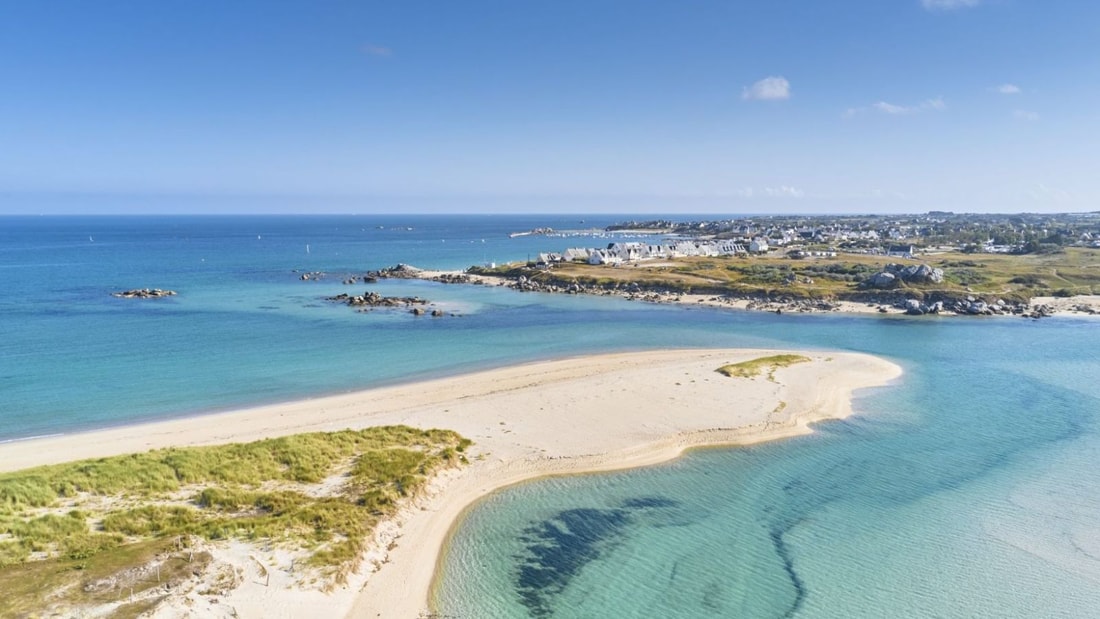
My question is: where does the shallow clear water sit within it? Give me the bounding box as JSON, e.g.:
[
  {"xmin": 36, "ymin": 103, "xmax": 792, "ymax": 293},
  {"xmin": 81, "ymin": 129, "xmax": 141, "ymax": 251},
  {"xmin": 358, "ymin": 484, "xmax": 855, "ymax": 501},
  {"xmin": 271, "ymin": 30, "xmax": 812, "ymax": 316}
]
[
  {"xmin": 437, "ymin": 317, "xmax": 1100, "ymax": 618},
  {"xmin": 3, "ymin": 215, "xmax": 1099, "ymax": 617},
  {"xmin": 0, "ymin": 214, "xmax": 667, "ymax": 438}
]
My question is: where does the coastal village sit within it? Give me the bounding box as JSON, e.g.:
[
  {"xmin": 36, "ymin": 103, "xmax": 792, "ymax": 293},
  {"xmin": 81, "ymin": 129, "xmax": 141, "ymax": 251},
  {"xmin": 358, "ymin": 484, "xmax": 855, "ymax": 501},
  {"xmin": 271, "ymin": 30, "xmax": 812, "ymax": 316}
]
[
  {"xmin": 465, "ymin": 212, "xmax": 1100, "ymax": 319},
  {"xmin": 532, "ymin": 211, "xmax": 1100, "ymax": 268}
]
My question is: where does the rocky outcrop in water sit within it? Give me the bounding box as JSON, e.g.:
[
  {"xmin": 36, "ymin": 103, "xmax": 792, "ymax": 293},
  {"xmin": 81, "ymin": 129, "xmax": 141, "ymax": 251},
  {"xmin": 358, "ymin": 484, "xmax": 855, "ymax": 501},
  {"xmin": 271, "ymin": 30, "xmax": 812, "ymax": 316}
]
[
  {"xmin": 325, "ymin": 291, "xmax": 427, "ymax": 309},
  {"xmin": 112, "ymin": 289, "xmax": 177, "ymax": 299},
  {"xmin": 324, "ymin": 290, "xmax": 457, "ymax": 317}
]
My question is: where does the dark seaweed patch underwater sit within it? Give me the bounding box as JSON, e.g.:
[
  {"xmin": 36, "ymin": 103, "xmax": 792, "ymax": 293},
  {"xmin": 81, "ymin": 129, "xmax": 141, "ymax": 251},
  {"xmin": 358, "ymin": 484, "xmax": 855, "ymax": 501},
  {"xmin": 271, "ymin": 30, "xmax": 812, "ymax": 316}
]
[{"xmin": 514, "ymin": 497, "xmax": 680, "ymax": 617}]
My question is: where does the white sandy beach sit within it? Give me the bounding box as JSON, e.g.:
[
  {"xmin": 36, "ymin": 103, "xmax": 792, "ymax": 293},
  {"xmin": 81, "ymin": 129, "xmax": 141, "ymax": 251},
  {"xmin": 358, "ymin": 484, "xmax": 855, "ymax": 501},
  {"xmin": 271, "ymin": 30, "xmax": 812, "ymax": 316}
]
[{"xmin": 0, "ymin": 349, "xmax": 901, "ymax": 618}]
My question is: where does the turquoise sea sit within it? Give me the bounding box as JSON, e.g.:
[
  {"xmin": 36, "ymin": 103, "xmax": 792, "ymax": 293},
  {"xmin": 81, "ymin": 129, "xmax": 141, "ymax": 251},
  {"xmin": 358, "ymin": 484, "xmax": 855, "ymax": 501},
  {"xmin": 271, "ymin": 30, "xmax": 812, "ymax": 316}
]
[{"xmin": 3, "ymin": 215, "xmax": 1099, "ymax": 617}]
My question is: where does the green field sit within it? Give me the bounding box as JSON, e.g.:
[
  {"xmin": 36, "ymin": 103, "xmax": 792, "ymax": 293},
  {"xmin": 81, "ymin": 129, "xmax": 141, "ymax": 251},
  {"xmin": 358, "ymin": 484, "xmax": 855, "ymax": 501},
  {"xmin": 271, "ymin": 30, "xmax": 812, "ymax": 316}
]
[{"xmin": 473, "ymin": 248, "xmax": 1100, "ymax": 303}]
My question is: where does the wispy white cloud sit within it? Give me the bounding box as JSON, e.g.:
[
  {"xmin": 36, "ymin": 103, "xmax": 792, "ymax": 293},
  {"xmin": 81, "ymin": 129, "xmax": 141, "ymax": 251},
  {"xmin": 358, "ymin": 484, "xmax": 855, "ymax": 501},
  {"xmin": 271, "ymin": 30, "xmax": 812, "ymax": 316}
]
[
  {"xmin": 735, "ymin": 186, "xmax": 804, "ymax": 198},
  {"xmin": 1028, "ymin": 184, "xmax": 1071, "ymax": 201},
  {"xmin": 363, "ymin": 44, "xmax": 393, "ymax": 57},
  {"xmin": 846, "ymin": 97, "xmax": 946, "ymax": 117},
  {"xmin": 995, "ymin": 83, "xmax": 1021, "ymax": 94},
  {"xmin": 1013, "ymin": 109, "xmax": 1040, "ymax": 121},
  {"xmin": 742, "ymin": 76, "xmax": 791, "ymax": 101},
  {"xmin": 921, "ymin": 0, "xmax": 981, "ymax": 11},
  {"xmin": 872, "ymin": 101, "xmax": 910, "ymax": 115},
  {"xmin": 764, "ymin": 185, "xmax": 805, "ymax": 198},
  {"xmin": 923, "ymin": 97, "xmax": 947, "ymax": 111}
]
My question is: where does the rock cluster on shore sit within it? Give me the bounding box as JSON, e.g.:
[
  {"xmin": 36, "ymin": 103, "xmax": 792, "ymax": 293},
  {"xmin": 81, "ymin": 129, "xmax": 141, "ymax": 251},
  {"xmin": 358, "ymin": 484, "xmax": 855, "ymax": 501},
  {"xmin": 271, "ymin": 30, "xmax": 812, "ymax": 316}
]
[
  {"xmin": 862, "ymin": 263, "xmax": 945, "ymax": 289},
  {"xmin": 368, "ymin": 264, "xmax": 424, "ymax": 279},
  {"xmin": 427, "ymin": 272, "xmax": 473, "ymax": 284},
  {"xmin": 112, "ymin": 289, "xmax": 177, "ymax": 299},
  {"xmin": 338, "ymin": 264, "xmax": 451, "ymax": 286},
  {"xmin": 900, "ymin": 296, "xmax": 1038, "ymax": 317}
]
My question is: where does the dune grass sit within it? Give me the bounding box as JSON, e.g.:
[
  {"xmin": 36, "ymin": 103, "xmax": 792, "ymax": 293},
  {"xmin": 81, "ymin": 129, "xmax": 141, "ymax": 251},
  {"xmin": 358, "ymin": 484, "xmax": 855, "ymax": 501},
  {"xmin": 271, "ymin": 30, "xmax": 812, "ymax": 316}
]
[
  {"xmin": 0, "ymin": 537, "xmax": 214, "ymax": 619},
  {"xmin": 716, "ymin": 354, "xmax": 812, "ymax": 380},
  {"xmin": 0, "ymin": 425, "xmax": 470, "ymax": 615}
]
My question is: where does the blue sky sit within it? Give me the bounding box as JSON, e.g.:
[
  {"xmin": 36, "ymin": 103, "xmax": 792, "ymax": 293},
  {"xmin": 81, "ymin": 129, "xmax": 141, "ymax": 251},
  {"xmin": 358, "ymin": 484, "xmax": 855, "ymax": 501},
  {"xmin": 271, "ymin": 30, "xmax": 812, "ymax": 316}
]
[{"xmin": 1, "ymin": 1, "xmax": 1098, "ymax": 214}]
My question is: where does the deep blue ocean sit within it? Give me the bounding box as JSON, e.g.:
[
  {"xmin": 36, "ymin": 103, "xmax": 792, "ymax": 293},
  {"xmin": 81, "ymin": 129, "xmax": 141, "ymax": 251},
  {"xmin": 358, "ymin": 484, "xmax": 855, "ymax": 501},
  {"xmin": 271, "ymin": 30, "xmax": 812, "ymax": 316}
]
[{"xmin": 3, "ymin": 215, "xmax": 1099, "ymax": 617}]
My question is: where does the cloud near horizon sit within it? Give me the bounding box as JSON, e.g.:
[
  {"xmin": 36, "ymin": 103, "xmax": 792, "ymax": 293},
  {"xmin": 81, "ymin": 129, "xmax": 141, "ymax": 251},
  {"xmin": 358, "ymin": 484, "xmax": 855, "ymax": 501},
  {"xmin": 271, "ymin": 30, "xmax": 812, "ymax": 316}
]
[
  {"xmin": 742, "ymin": 76, "xmax": 791, "ymax": 101},
  {"xmin": 735, "ymin": 185, "xmax": 805, "ymax": 199},
  {"xmin": 921, "ymin": 0, "xmax": 981, "ymax": 10},
  {"xmin": 996, "ymin": 83, "xmax": 1021, "ymax": 94}
]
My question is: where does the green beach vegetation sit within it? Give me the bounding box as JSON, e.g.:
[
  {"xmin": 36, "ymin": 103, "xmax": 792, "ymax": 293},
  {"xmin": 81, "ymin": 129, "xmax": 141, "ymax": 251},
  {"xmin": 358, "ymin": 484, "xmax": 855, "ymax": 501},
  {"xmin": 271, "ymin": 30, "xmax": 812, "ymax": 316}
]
[
  {"xmin": 716, "ymin": 355, "xmax": 811, "ymax": 380},
  {"xmin": 0, "ymin": 426, "xmax": 470, "ymax": 616}
]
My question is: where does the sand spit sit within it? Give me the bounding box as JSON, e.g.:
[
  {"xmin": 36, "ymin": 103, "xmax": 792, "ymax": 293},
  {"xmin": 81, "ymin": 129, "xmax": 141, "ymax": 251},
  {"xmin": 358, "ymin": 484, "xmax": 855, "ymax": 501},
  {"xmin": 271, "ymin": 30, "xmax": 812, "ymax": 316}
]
[{"xmin": 0, "ymin": 349, "xmax": 901, "ymax": 618}]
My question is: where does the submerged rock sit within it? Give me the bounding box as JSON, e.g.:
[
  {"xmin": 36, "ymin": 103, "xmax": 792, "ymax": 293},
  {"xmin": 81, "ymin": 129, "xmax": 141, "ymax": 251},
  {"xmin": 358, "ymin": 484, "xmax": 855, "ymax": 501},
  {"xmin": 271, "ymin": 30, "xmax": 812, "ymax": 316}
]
[{"xmin": 112, "ymin": 288, "xmax": 177, "ymax": 299}]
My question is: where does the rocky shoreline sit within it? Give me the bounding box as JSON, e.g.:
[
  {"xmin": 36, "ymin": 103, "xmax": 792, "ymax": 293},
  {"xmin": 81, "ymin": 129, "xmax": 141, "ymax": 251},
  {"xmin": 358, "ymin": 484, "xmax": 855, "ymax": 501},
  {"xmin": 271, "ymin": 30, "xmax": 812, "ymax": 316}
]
[
  {"xmin": 496, "ymin": 275, "xmax": 1068, "ymax": 318},
  {"xmin": 444, "ymin": 266, "xmax": 1099, "ymax": 319},
  {"xmin": 306, "ymin": 263, "xmax": 1100, "ymax": 319}
]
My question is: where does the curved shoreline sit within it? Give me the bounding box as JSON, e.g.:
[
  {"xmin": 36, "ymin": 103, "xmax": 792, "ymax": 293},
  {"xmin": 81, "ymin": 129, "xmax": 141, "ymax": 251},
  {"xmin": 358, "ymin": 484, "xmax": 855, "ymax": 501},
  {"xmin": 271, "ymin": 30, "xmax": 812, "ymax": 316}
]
[
  {"xmin": 345, "ymin": 349, "xmax": 902, "ymax": 618},
  {"xmin": 425, "ymin": 424, "xmax": 852, "ymax": 612},
  {"xmin": 0, "ymin": 348, "xmax": 901, "ymax": 618}
]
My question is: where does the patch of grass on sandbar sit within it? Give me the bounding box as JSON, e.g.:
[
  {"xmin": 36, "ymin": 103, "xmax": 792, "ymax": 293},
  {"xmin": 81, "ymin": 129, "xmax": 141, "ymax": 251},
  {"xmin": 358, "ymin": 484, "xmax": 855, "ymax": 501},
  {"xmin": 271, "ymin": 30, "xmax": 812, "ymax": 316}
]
[{"xmin": 716, "ymin": 354, "xmax": 811, "ymax": 380}]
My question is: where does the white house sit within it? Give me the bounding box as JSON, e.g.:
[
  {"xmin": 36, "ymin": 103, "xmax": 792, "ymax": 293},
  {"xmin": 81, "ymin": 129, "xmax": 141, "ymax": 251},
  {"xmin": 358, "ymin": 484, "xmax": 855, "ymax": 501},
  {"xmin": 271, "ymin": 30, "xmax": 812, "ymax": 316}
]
[
  {"xmin": 749, "ymin": 238, "xmax": 770, "ymax": 253},
  {"xmin": 588, "ymin": 250, "xmax": 623, "ymax": 266},
  {"xmin": 715, "ymin": 240, "xmax": 745, "ymax": 255},
  {"xmin": 563, "ymin": 247, "xmax": 591, "ymax": 262},
  {"xmin": 609, "ymin": 242, "xmax": 648, "ymax": 262},
  {"xmin": 672, "ymin": 241, "xmax": 700, "ymax": 257}
]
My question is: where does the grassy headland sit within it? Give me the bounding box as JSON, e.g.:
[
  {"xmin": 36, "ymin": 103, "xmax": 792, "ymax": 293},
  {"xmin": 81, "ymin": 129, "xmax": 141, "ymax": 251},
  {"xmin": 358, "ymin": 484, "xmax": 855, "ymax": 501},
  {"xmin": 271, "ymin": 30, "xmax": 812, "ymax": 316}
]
[{"xmin": 470, "ymin": 248, "xmax": 1100, "ymax": 306}]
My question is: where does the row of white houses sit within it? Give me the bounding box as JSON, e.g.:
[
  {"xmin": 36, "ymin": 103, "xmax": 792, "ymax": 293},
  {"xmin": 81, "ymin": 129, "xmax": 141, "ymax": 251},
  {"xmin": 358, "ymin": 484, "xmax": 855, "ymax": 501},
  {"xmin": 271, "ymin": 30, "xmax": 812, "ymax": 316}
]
[{"xmin": 537, "ymin": 239, "xmax": 771, "ymax": 267}]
